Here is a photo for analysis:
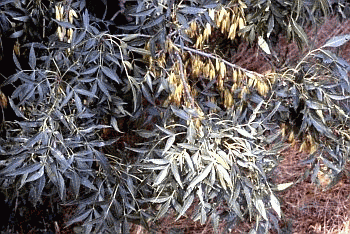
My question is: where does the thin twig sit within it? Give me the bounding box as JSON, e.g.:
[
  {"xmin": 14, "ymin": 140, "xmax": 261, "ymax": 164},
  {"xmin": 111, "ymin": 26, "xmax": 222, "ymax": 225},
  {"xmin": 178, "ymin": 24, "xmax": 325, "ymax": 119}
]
[
  {"xmin": 174, "ymin": 44, "xmax": 264, "ymax": 78},
  {"xmin": 174, "ymin": 51, "xmax": 196, "ymax": 108}
]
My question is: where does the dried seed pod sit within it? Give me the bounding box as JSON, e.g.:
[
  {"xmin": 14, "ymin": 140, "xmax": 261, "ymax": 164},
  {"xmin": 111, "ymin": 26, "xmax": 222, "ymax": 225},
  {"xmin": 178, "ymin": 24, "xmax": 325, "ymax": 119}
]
[
  {"xmin": 231, "ymin": 83, "xmax": 238, "ymax": 92},
  {"xmin": 70, "ymin": 9, "xmax": 78, "ymax": 18},
  {"xmin": 67, "ymin": 28, "xmax": 74, "ymax": 42},
  {"xmin": 225, "ymin": 13, "xmax": 231, "ymax": 33},
  {"xmin": 195, "ymin": 34, "xmax": 203, "ymax": 48},
  {"xmin": 299, "ymin": 141, "xmax": 307, "ymax": 152},
  {"xmin": 228, "ymin": 23, "xmax": 237, "ymax": 40},
  {"xmin": 0, "ymin": 90, "xmax": 7, "ymax": 109},
  {"xmin": 204, "ymin": 63, "xmax": 210, "ymax": 77},
  {"xmin": 217, "ymin": 8, "xmax": 225, "ymax": 27},
  {"xmin": 57, "ymin": 27, "xmax": 64, "ymax": 41},
  {"xmin": 209, "ymin": 9, "xmax": 215, "ymax": 21},
  {"xmin": 209, "ymin": 68, "xmax": 216, "ymax": 80},
  {"xmin": 310, "ymin": 142, "xmax": 318, "ymax": 154},
  {"xmin": 215, "ymin": 58, "xmax": 220, "ymax": 71},
  {"xmin": 221, "ymin": 18, "xmax": 227, "ymax": 34},
  {"xmin": 247, "ymin": 76, "xmax": 255, "ymax": 87},
  {"xmin": 219, "ymin": 62, "xmax": 226, "ymax": 79},
  {"xmin": 203, "ymin": 23, "xmax": 211, "ymax": 41},
  {"xmin": 190, "ymin": 21, "xmax": 197, "ymax": 32},
  {"xmin": 60, "ymin": 5, "xmax": 64, "ymax": 20},
  {"xmin": 55, "ymin": 5, "xmax": 61, "ymax": 21},
  {"xmin": 224, "ymin": 89, "xmax": 233, "ymax": 108},
  {"xmin": 218, "ymin": 77, "xmax": 224, "ymax": 90},
  {"xmin": 288, "ymin": 131, "xmax": 294, "ymax": 142},
  {"xmin": 233, "ymin": 69, "xmax": 238, "ymax": 83},
  {"xmin": 281, "ymin": 123, "xmax": 286, "ymax": 137},
  {"xmin": 238, "ymin": 17, "xmax": 245, "ymax": 30}
]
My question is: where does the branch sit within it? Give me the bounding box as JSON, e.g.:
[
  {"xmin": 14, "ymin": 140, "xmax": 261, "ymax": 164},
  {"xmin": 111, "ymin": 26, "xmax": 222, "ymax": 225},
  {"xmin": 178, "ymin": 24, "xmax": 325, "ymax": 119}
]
[
  {"xmin": 174, "ymin": 52, "xmax": 195, "ymax": 108},
  {"xmin": 174, "ymin": 44, "xmax": 264, "ymax": 78}
]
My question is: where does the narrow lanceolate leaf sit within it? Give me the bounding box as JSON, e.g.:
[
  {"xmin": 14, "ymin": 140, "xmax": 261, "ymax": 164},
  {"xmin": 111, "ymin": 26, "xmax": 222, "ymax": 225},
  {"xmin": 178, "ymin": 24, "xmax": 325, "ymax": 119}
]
[
  {"xmin": 74, "ymin": 88, "xmax": 97, "ymax": 98},
  {"xmin": 176, "ymin": 193, "xmax": 194, "ymax": 220},
  {"xmin": 171, "ymin": 105, "xmax": 190, "ymax": 121},
  {"xmin": 81, "ymin": 65, "xmax": 99, "ymax": 75},
  {"xmin": 51, "ymin": 148, "xmax": 69, "ymax": 170},
  {"xmin": 321, "ymin": 157, "xmax": 341, "ymax": 174},
  {"xmin": 216, "ymin": 164, "xmax": 233, "ymax": 189},
  {"xmin": 258, "ymin": 36, "xmax": 271, "ymax": 54},
  {"xmin": 57, "ymin": 172, "xmax": 65, "ymax": 200},
  {"xmin": 111, "ymin": 117, "xmax": 124, "ymax": 133},
  {"xmin": 26, "ymin": 166, "xmax": 44, "ymax": 182},
  {"xmin": 65, "ymin": 209, "xmax": 92, "ymax": 227},
  {"xmin": 322, "ymin": 34, "xmax": 350, "ymax": 48},
  {"xmin": 155, "ymin": 198, "xmax": 171, "ymax": 220},
  {"xmin": 326, "ymin": 94, "xmax": 350, "ymax": 100},
  {"xmin": 29, "ymin": 45, "xmax": 36, "ymax": 69},
  {"xmin": 53, "ymin": 19, "xmax": 75, "ymax": 29},
  {"xmin": 306, "ymin": 99, "xmax": 327, "ymax": 110},
  {"xmin": 156, "ymin": 125, "xmax": 175, "ymax": 135},
  {"xmin": 188, "ymin": 163, "xmax": 213, "ymax": 188},
  {"xmin": 74, "ymin": 92, "xmax": 83, "ymax": 113},
  {"xmin": 275, "ymin": 182, "xmax": 294, "ymax": 191},
  {"xmin": 0, "ymin": 156, "xmax": 25, "ymax": 175},
  {"xmin": 308, "ymin": 113, "xmax": 328, "ymax": 134},
  {"xmin": 209, "ymin": 151, "xmax": 229, "ymax": 169},
  {"xmin": 291, "ymin": 18, "xmax": 308, "ymax": 45},
  {"xmin": 153, "ymin": 165, "xmax": 170, "ymax": 186},
  {"xmin": 270, "ymin": 193, "xmax": 281, "ymax": 218},
  {"xmin": 129, "ymin": 7, "xmax": 156, "ymax": 17},
  {"xmin": 7, "ymin": 162, "xmax": 42, "ymax": 176},
  {"xmin": 179, "ymin": 6, "xmax": 205, "ymax": 14},
  {"xmin": 162, "ymin": 135, "xmax": 175, "ymax": 155},
  {"xmin": 235, "ymin": 127, "xmax": 254, "ymax": 139},
  {"xmin": 71, "ymin": 170, "xmax": 81, "ymax": 198},
  {"xmin": 12, "ymin": 52, "xmax": 22, "ymax": 71},
  {"xmin": 82, "ymin": 9, "xmax": 89, "ymax": 29},
  {"xmin": 171, "ymin": 159, "xmax": 183, "ymax": 188},
  {"xmin": 101, "ymin": 66, "xmax": 121, "ymax": 83},
  {"xmin": 255, "ymin": 198, "xmax": 268, "ymax": 221}
]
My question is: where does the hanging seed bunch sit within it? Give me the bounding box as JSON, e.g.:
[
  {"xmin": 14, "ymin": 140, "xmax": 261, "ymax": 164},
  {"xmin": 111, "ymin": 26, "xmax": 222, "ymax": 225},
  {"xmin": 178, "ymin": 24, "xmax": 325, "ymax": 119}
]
[
  {"xmin": 55, "ymin": 2, "xmax": 78, "ymax": 43},
  {"xmin": 215, "ymin": 1, "xmax": 246, "ymax": 40}
]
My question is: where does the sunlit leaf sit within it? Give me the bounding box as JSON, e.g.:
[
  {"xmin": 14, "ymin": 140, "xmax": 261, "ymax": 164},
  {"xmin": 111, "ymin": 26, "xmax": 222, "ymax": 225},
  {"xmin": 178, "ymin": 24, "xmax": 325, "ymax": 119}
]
[
  {"xmin": 270, "ymin": 193, "xmax": 281, "ymax": 218},
  {"xmin": 322, "ymin": 34, "xmax": 350, "ymax": 48},
  {"xmin": 188, "ymin": 163, "xmax": 213, "ymax": 189},
  {"xmin": 255, "ymin": 198, "xmax": 268, "ymax": 220},
  {"xmin": 154, "ymin": 165, "xmax": 170, "ymax": 186}
]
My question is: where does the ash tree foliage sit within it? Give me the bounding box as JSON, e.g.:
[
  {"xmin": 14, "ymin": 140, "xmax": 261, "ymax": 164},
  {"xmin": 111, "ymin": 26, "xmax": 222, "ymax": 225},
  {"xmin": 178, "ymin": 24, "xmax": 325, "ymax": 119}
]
[{"xmin": 1, "ymin": 0, "xmax": 350, "ymax": 233}]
